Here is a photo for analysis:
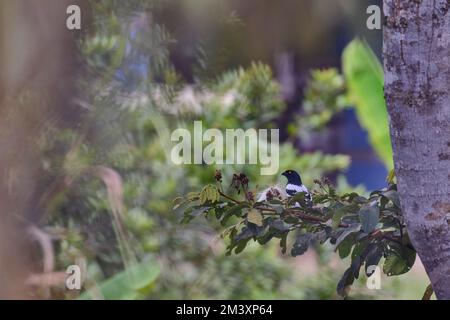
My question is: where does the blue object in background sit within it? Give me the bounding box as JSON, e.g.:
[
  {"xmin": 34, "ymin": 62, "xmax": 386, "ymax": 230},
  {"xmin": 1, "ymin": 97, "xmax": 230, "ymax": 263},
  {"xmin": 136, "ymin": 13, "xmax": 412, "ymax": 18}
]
[{"xmin": 340, "ymin": 109, "xmax": 387, "ymax": 190}]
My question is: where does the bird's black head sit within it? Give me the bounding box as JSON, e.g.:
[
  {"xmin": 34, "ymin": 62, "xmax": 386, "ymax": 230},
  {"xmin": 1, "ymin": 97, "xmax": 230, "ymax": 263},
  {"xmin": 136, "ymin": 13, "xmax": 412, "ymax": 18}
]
[{"xmin": 281, "ymin": 170, "xmax": 302, "ymax": 185}]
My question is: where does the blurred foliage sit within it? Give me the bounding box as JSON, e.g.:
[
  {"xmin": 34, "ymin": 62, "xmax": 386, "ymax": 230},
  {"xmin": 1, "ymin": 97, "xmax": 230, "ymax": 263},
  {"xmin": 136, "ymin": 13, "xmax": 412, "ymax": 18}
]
[
  {"xmin": 296, "ymin": 68, "xmax": 348, "ymax": 139},
  {"xmin": 291, "ymin": 40, "xmax": 393, "ymax": 171},
  {"xmin": 80, "ymin": 258, "xmax": 160, "ymax": 300}
]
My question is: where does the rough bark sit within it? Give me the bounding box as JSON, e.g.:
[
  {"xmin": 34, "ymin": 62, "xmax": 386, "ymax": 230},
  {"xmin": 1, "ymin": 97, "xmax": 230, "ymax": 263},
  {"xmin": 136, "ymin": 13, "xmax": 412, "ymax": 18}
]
[{"xmin": 384, "ymin": 0, "xmax": 450, "ymax": 299}]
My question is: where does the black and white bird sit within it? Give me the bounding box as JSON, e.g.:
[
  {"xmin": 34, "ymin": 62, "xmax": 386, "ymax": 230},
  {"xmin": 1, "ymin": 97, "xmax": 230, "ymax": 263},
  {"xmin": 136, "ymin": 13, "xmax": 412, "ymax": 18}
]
[{"xmin": 281, "ymin": 170, "xmax": 312, "ymax": 207}]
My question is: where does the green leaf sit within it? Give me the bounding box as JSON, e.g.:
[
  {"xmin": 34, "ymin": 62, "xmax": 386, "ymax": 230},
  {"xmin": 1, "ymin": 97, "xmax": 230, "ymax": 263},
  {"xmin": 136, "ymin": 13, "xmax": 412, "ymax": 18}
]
[
  {"xmin": 234, "ymin": 226, "xmax": 255, "ymax": 242},
  {"xmin": 334, "ymin": 223, "xmax": 361, "ymax": 248},
  {"xmin": 342, "ymin": 39, "xmax": 393, "ymax": 170},
  {"xmin": 337, "ymin": 235, "xmax": 354, "ymax": 259},
  {"xmin": 247, "ymin": 209, "xmax": 263, "ymax": 227},
  {"xmin": 350, "ymin": 255, "xmax": 363, "ymax": 279},
  {"xmin": 383, "ymin": 190, "xmax": 401, "ymax": 208},
  {"xmin": 269, "ymin": 219, "xmax": 290, "ymax": 232},
  {"xmin": 291, "ymin": 233, "xmax": 313, "ymax": 257},
  {"xmin": 332, "ymin": 206, "xmax": 347, "ymax": 229},
  {"xmin": 257, "ymin": 229, "xmax": 278, "ymax": 245},
  {"xmin": 386, "ymin": 169, "xmax": 396, "ymax": 184},
  {"xmin": 313, "ymin": 194, "xmax": 329, "ymax": 204},
  {"xmin": 227, "ymin": 226, "xmax": 255, "ymax": 255},
  {"xmin": 221, "ymin": 203, "xmax": 249, "ymax": 225},
  {"xmin": 337, "ymin": 267, "xmax": 355, "ymax": 297},
  {"xmin": 343, "ymin": 192, "xmax": 359, "ymax": 201},
  {"xmin": 79, "ymin": 259, "xmax": 160, "ymax": 300},
  {"xmin": 272, "ymin": 204, "xmax": 285, "ymax": 214},
  {"xmin": 288, "ymin": 192, "xmax": 306, "ymax": 206},
  {"xmin": 267, "ymin": 199, "xmax": 284, "ymax": 206},
  {"xmin": 315, "ymin": 227, "xmax": 331, "ymax": 244},
  {"xmin": 187, "ymin": 206, "xmax": 210, "ymax": 218},
  {"xmin": 181, "ymin": 205, "xmax": 210, "ymax": 223},
  {"xmin": 172, "ymin": 197, "xmax": 185, "ymax": 210},
  {"xmin": 280, "ymin": 232, "xmax": 288, "ymax": 254},
  {"xmin": 383, "ymin": 245, "xmax": 416, "ymax": 276},
  {"xmin": 234, "ymin": 239, "xmax": 250, "ymax": 254},
  {"xmin": 283, "ymin": 215, "xmax": 299, "ymax": 224},
  {"xmin": 359, "ymin": 203, "xmax": 380, "ymax": 233},
  {"xmin": 351, "ymin": 239, "xmax": 368, "ymax": 261},
  {"xmin": 199, "ymin": 185, "xmax": 220, "ymax": 204},
  {"xmin": 186, "ymin": 192, "xmax": 199, "ymax": 201},
  {"xmin": 353, "ymin": 196, "xmax": 368, "ymax": 205},
  {"xmin": 348, "ymin": 242, "xmax": 377, "ymax": 280},
  {"xmin": 365, "ymin": 245, "xmax": 383, "ymax": 276}
]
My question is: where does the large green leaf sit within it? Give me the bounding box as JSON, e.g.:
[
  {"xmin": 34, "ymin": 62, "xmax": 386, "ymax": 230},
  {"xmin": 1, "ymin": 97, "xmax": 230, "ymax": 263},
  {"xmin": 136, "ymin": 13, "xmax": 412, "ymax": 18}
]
[
  {"xmin": 337, "ymin": 267, "xmax": 355, "ymax": 297},
  {"xmin": 334, "ymin": 223, "xmax": 361, "ymax": 248},
  {"xmin": 365, "ymin": 244, "xmax": 383, "ymax": 276},
  {"xmin": 383, "ymin": 245, "xmax": 416, "ymax": 276},
  {"xmin": 342, "ymin": 39, "xmax": 394, "ymax": 170},
  {"xmin": 359, "ymin": 203, "xmax": 380, "ymax": 233},
  {"xmin": 337, "ymin": 235, "xmax": 354, "ymax": 259},
  {"xmin": 247, "ymin": 209, "xmax": 263, "ymax": 227},
  {"xmin": 291, "ymin": 233, "xmax": 313, "ymax": 257},
  {"xmin": 79, "ymin": 259, "xmax": 160, "ymax": 300}
]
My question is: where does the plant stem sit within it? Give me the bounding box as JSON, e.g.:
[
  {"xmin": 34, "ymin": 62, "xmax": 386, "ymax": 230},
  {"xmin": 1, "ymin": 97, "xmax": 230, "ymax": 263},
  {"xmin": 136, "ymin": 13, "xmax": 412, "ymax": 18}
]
[
  {"xmin": 218, "ymin": 190, "xmax": 241, "ymax": 204},
  {"xmin": 422, "ymin": 284, "xmax": 434, "ymax": 300}
]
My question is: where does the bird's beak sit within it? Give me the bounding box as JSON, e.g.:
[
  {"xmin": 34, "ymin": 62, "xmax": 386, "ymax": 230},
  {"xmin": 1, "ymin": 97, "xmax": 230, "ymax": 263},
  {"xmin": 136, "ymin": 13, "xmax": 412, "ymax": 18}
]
[{"xmin": 281, "ymin": 171, "xmax": 287, "ymax": 177}]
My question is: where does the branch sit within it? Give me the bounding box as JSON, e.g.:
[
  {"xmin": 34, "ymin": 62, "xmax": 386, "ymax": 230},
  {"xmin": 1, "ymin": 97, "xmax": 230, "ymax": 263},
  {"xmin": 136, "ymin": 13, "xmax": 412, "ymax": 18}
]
[
  {"xmin": 370, "ymin": 229, "xmax": 415, "ymax": 250},
  {"xmin": 27, "ymin": 225, "xmax": 54, "ymax": 273},
  {"xmin": 218, "ymin": 190, "xmax": 241, "ymax": 204},
  {"xmin": 422, "ymin": 283, "xmax": 434, "ymax": 300},
  {"xmin": 256, "ymin": 206, "xmax": 332, "ymax": 225},
  {"xmin": 217, "ymin": 192, "xmax": 406, "ymax": 235}
]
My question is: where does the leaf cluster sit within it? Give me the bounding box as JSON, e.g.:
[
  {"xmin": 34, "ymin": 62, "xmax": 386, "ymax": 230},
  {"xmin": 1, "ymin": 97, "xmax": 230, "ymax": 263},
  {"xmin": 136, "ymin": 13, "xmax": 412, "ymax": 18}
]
[{"xmin": 176, "ymin": 171, "xmax": 415, "ymax": 298}]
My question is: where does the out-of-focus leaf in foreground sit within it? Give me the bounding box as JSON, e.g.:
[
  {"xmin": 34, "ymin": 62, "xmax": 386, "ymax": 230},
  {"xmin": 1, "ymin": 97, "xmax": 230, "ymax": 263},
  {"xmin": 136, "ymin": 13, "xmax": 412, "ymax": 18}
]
[{"xmin": 79, "ymin": 259, "xmax": 160, "ymax": 300}]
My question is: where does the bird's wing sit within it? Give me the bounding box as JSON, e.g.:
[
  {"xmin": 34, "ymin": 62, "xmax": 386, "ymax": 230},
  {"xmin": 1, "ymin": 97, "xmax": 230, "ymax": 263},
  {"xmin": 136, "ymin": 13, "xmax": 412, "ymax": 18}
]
[
  {"xmin": 286, "ymin": 183, "xmax": 313, "ymax": 205},
  {"xmin": 286, "ymin": 183, "xmax": 309, "ymax": 194}
]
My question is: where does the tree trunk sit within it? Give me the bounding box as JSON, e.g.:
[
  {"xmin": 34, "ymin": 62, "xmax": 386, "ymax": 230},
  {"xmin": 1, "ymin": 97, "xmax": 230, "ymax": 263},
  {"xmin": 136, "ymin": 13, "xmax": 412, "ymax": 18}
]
[
  {"xmin": 0, "ymin": 0, "xmax": 83, "ymax": 298},
  {"xmin": 384, "ymin": 0, "xmax": 450, "ymax": 299}
]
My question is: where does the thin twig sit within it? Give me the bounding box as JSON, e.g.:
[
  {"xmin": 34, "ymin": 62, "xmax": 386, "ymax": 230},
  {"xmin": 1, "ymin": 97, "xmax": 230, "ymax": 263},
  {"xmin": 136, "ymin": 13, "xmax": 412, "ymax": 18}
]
[
  {"xmin": 398, "ymin": 219, "xmax": 404, "ymax": 240},
  {"xmin": 370, "ymin": 230, "xmax": 415, "ymax": 250},
  {"xmin": 218, "ymin": 190, "xmax": 241, "ymax": 204},
  {"xmin": 27, "ymin": 225, "xmax": 54, "ymax": 273},
  {"xmin": 422, "ymin": 283, "xmax": 434, "ymax": 300}
]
